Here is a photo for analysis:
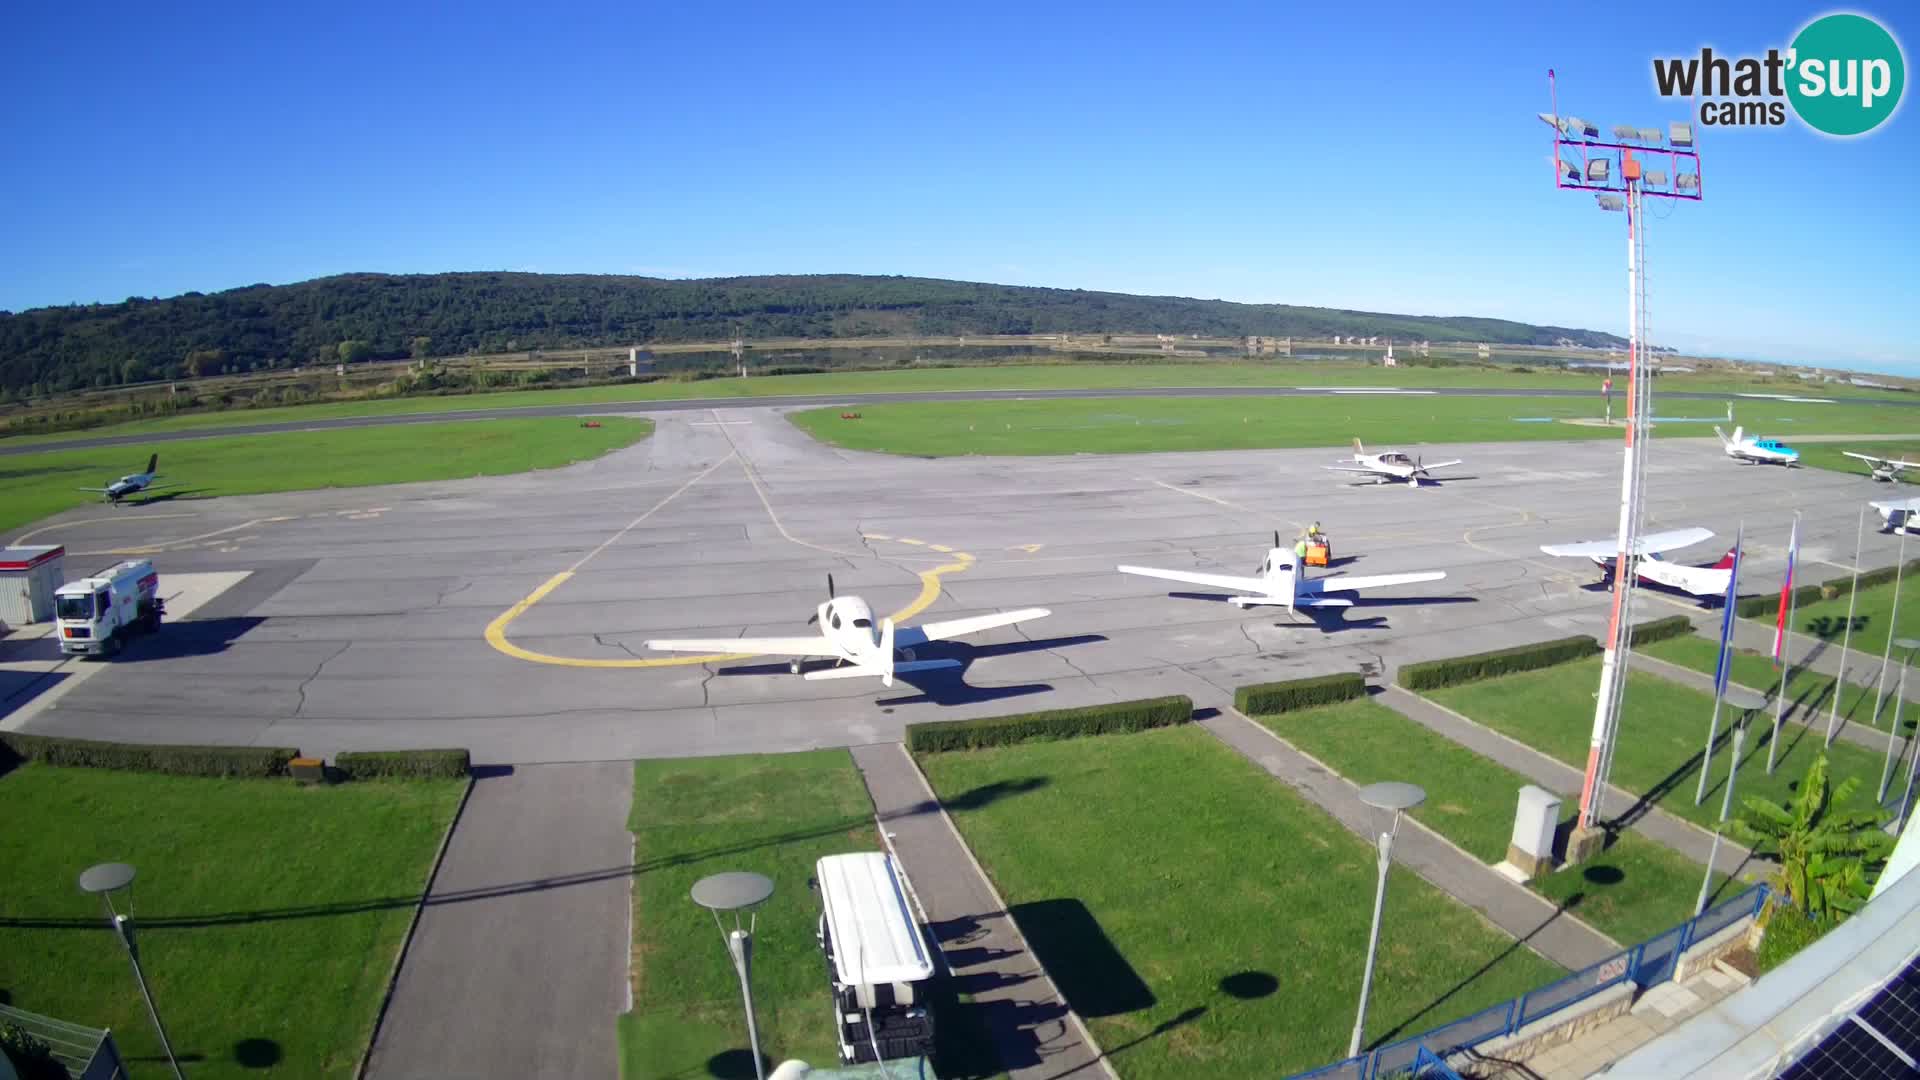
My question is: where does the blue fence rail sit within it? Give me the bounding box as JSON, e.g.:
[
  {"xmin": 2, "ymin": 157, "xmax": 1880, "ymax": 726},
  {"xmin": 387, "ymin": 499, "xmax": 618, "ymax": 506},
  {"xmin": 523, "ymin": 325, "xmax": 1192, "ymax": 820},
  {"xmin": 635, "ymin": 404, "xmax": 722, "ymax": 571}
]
[{"xmin": 1282, "ymin": 883, "xmax": 1769, "ymax": 1080}]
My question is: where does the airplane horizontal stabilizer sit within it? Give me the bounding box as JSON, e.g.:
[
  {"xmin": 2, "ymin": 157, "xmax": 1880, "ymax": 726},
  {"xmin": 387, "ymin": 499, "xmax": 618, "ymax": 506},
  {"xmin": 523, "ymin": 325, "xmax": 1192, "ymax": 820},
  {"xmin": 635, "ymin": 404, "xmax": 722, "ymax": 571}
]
[
  {"xmin": 803, "ymin": 659, "xmax": 960, "ymax": 681},
  {"xmin": 1298, "ymin": 597, "xmax": 1354, "ymax": 608}
]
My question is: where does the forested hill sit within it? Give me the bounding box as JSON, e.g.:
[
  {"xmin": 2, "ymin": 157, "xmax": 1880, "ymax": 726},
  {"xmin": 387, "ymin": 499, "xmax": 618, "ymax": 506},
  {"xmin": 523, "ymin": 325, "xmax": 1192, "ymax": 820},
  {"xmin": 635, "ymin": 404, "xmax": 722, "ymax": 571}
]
[{"xmin": 0, "ymin": 273, "xmax": 1625, "ymax": 395}]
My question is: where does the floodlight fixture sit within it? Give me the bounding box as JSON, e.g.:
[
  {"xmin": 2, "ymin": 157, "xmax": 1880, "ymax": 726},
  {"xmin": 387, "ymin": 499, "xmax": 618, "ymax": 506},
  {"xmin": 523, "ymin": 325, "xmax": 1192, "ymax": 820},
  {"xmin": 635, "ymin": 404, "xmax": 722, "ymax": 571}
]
[
  {"xmin": 1639, "ymin": 127, "xmax": 1662, "ymax": 144},
  {"xmin": 1537, "ymin": 111, "xmax": 1560, "ymax": 128},
  {"xmin": 1612, "ymin": 124, "xmax": 1639, "ymax": 141},
  {"xmin": 1558, "ymin": 160, "xmax": 1580, "ymax": 183},
  {"xmin": 1569, "ymin": 116, "xmax": 1598, "ymax": 138},
  {"xmin": 1585, "ymin": 159, "xmax": 1610, "ymax": 182},
  {"xmin": 1670, "ymin": 121, "xmax": 1694, "ymax": 147},
  {"xmin": 1676, "ymin": 173, "xmax": 1700, "ymax": 192},
  {"xmin": 1645, "ymin": 170, "xmax": 1669, "ymax": 187},
  {"xmin": 1596, "ymin": 194, "xmax": 1625, "ymax": 212}
]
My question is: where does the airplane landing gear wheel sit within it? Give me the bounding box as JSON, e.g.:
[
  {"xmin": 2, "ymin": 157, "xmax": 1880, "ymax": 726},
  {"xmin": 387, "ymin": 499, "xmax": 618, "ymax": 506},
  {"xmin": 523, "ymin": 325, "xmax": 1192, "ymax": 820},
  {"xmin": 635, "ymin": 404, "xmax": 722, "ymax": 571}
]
[
  {"xmin": 901, "ymin": 648, "xmax": 917, "ymax": 662},
  {"xmin": 789, "ymin": 660, "xmax": 804, "ymax": 675}
]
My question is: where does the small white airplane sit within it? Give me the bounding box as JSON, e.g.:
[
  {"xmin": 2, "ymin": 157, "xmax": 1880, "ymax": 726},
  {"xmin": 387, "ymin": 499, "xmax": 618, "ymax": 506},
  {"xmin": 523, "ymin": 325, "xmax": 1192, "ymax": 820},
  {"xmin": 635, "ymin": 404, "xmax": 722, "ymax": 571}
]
[
  {"xmin": 1118, "ymin": 532, "xmax": 1446, "ymax": 610},
  {"xmin": 1325, "ymin": 439, "xmax": 1462, "ymax": 486},
  {"xmin": 1539, "ymin": 526, "xmax": 1734, "ymax": 597},
  {"xmin": 1714, "ymin": 427, "xmax": 1799, "ymax": 467},
  {"xmin": 643, "ymin": 576, "xmax": 1049, "ymax": 687},
  {"xmin": 77, "ymin": 454, "xmax": 170, "ymax": 505},
  {"xmin": 1871, "ymin": 496, "xmax": 1920, "ymax": 534},
  {"xmin": 1844, "ymin": 451, "xmax": 1920, "ymax": 483}
]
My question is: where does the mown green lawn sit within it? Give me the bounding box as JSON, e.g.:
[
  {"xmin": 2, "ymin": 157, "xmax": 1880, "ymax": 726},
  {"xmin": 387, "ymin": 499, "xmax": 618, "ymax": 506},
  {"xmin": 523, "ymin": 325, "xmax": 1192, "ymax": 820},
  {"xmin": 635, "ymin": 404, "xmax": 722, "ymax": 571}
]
[
  {"xmin": 1, "ymin": 416, "xmax": 651, "ymax": 533},
  {"xmin": 1797, "ymin": 440, "xmax": 1920, "ymax": 484},
  {"xmin": 1258, "ymin": 700, "xmax": 1729, "ymax": 944},
  {"xmin": 1427, "ymin": 659, "xmax": 1901, "ymax": 834},
  {"xmin": 620, "ymin": 751, "xmax": 881, "ymax": 1080},
  {"xmin": 917, "ymin": 727, "xmax": 1564, "ymax": 1076},
  {"xmin": 1752, "ymin": 573, "xmax": 1920, "ymax": 667},
  {"xmin": 0, "ymin": 764, "xmax": 464, "ymax": 1079},
  {"xmin": 1639, "ymin": 634, "xmax": 1915, "ymax": 734},
  {"xmin": 7, "ymin": 360, "xmax": 1909, "ymax": 447},
  {"xmin": 787, "ymin": 395, "xmax": 1920, "ymax": 457}
]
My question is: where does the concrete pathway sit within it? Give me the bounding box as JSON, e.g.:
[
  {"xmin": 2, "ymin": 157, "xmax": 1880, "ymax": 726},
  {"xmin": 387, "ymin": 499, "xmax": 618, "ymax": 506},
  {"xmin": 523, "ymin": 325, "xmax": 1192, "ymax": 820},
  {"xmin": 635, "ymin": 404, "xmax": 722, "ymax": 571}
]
[
  {"xmin": 850, "ymin": 742, "xmax": 1114, "ymax": 1080},
  {"xmin": 365, "ymin": 762, "xmax": 634, "ymax": 1080},
  {"xmin": 1197, "ymin": 709, "xmax": 1622, "ymax": 971},
  {"xmin": 1378, "ymin": 688, "xmax": 1755, "ymax": 879}
]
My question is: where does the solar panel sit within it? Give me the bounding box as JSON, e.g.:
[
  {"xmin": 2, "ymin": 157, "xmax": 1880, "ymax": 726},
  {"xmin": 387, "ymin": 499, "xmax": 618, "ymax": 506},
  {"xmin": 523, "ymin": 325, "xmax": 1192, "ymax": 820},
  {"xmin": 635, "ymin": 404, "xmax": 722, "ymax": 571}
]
[{"xmin": 1777, "ymin": 953, "xmax": 1920, "ymax": 1079}]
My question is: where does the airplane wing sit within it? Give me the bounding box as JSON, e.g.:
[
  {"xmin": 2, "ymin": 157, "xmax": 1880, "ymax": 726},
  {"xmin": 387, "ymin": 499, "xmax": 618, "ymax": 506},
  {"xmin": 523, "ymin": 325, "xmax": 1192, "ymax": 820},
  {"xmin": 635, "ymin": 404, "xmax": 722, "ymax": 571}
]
[
  {"xmin": 1419, "ymin": 459, "xmax": 1464, "ymax": 470},
  {"xmin": 1117, "ymin": 564, "xmax": 1273, "ymax": 594},
  {"xmin": 75, "ymin": 487, "xmax": 111, "ymax": 492},
  {"xmin": 643, "ymin": 634, "xmax": 833, "ymax": 657},
  {"xmin": 1845, "ymin": 451, "xmax": 1890, "ymax": 465},
  {"xmin": 1300, "ymin": 571, "xmax": 1446, "ymax": 596},
  {"xmin": 1323, "ymin": 465, "xmax": 1381, "ymax": 474},
  {"xmin": 1539, "ymin": 526, "xmax": 1714, "ymax": 559},
  {"xmin": 1873, "ymin": 497, "xmax": 1920, "ymax": 515},
  {"xmin": 893, "ymin": 608, "xmax": 1050, "ymax": 648}
]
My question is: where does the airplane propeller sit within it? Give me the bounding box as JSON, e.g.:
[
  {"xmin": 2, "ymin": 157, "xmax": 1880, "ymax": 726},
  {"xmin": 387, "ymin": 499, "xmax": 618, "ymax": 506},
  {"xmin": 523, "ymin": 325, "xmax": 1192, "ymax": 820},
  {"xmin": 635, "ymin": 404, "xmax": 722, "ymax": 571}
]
[{"xmin": 807, "ymin": 574, "xmax": 839, "ymax": 625}]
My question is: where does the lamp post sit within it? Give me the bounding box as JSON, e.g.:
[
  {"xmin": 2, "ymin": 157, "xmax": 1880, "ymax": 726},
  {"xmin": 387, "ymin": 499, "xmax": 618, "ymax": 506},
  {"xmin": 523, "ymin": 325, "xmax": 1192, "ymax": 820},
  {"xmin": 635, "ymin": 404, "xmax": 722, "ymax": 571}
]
[
  {"xmin": 78, "ymin": 862, "xmax": 184, "ymax": 1080},
  {"xmin": 1884, "ymin": 638, "xmax": 1920, "ymax": 810},
  {"xmin": 692, "ymin": 871, "xmax": 775, "ymax": 1080},
  {"xmin": 1697, "ymin": 687, "xmax": 1766, "ymax": 915},
  {"xmin": 1540, "ymin": 76, "xmax": 1703, "ymax": 851},
  {"xmin": 1349, "ymin": 781, "xmax": 1426, "ymax": 1059}
]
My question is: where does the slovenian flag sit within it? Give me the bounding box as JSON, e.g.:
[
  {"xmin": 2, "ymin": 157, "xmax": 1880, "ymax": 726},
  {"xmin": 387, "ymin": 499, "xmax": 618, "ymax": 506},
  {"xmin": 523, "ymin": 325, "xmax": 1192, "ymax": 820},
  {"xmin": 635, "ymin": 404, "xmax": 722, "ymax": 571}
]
[
  {"xmin": 1714, "ymin": 525, "xmax": 1743, "ymax": 695},
  {"xmin": 1772, "ymin": 517, "xmax": 1798, "ymax": 662}
]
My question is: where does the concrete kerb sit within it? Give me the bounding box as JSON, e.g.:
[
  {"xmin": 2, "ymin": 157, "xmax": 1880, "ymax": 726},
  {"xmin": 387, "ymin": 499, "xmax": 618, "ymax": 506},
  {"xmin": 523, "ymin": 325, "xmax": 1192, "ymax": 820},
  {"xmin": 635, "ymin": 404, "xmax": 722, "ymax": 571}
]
[
  {"xmin": 1212, "ymin": 703, "xmax": 1623, "ymax": 960},
  {"xmin": 1384, "ymin": 686, "xmax": 1756, "ymax": 870},
  {"xmin": 878, "ymin": 741, "xmax": 1119, "ymax": 1080},
  {"xmin": 355, "ymin": 773, "xmax": 477, "ymax": 1080}
]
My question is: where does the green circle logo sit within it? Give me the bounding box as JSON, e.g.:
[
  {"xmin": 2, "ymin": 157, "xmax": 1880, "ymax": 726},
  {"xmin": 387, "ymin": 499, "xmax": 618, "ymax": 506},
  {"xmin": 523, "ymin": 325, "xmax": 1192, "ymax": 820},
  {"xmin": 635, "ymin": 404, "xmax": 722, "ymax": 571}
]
[{"xmin": 1787, "ymin": 13, "xmax": 1905, "ymax": 136}]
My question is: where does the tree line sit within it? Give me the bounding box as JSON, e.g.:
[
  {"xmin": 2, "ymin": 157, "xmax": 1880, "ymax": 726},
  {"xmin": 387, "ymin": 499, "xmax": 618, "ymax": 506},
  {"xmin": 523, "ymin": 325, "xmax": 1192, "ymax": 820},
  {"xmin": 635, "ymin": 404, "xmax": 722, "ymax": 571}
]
[{"xmin": 0, "ymin": 272, "xmax": 1625, "ymax": 398}]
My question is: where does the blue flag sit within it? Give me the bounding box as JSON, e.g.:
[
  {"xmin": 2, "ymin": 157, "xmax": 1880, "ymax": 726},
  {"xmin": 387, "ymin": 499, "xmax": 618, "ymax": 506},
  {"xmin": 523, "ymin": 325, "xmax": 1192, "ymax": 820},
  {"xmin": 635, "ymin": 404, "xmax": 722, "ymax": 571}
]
[{"xmin": 1713, "ymin": 525, "xmax": 1744, "ymax": 695}]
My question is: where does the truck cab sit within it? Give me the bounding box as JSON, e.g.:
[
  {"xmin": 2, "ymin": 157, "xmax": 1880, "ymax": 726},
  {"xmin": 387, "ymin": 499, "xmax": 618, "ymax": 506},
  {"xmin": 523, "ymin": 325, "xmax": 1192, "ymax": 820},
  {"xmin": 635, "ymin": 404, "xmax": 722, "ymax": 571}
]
[
  {"xmin": 54, "ymin": 560, "xmax": 161, "ymax": 657},
  {"xmin": 814, "ymin": 852, "xmax": 937, "ymax": 1065}
]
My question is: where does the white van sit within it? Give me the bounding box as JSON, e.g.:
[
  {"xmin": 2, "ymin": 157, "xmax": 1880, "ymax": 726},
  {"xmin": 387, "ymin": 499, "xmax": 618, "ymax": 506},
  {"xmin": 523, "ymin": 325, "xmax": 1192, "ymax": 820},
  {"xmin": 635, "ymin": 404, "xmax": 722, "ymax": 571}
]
[{"xmin": 814, "ymin": 852, "xmax": 937, "ymax": 1064}]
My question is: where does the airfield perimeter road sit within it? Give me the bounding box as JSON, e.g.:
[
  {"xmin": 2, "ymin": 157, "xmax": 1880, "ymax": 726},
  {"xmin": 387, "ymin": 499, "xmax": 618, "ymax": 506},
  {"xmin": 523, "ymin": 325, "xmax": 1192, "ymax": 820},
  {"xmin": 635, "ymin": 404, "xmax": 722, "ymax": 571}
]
[
  {"xmin": 7, "ymin": 406, "xmax": 1911, "ymax": 764},
  {"xmin": 4, "ymin": 381, "xmax": 1915, "ymax": 456}
]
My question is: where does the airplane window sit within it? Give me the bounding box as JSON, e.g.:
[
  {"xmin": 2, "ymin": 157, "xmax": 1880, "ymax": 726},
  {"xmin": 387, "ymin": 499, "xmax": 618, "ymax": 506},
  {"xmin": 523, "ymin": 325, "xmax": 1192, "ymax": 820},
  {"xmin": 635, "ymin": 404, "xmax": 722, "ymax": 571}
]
[
  {"xmin": 830, "ymin": 614, "xmax": 840, "ymax": 629},
  {"xmin": 852, "ymin": 618, "xmax": 872, "ymax": 628}
]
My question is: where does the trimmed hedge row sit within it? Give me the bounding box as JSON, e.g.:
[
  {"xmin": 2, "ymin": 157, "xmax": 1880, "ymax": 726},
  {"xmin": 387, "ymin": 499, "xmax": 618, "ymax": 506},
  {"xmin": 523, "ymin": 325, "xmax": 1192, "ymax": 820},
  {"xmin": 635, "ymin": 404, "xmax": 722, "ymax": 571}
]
[
  {"xmin": 333, "ymin": 749, "xmax": 471, "ymax": 780},
  {"xmin": 1235, "ymin": 672, "xmax": 1367, "ymax": 717},
  {"xmin": 906, "ymin": 695, "xmax": 1192, "ymax": 752},
  {"xmin": 1397, "ymin": 635, "xmax": 1602, "ymax": 691},
  {"xmin": 1736, "ymin": 557, "xmax": 1920, "ymax": 618},
  {"xmin": 0, "ymin": 732, "xmax": 297, "ymax": 777},
  {"xmin": 1628, "ymin": 615, "xmax": 1696, "ymax": 647}
]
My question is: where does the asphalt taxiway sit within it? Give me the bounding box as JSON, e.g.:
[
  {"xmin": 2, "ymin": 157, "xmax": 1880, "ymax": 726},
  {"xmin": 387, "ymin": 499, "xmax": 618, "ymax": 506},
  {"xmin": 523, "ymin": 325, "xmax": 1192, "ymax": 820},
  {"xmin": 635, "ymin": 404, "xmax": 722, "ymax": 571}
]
[{"xmin": 6, "ymin": 409, "xmax": 1909, "ymax": 764}]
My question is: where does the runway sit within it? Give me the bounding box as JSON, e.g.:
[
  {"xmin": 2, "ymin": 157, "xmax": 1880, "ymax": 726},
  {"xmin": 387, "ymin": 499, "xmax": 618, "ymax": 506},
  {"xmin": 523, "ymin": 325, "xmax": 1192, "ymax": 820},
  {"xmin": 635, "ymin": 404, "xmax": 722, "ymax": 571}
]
[
  {"xmin": 5, "ymin": 381, "xmax": 1912, "ymax": 457},
  {"xmin": 6, "ymin": 408, "xmax": 1907, "ymax": 764}
]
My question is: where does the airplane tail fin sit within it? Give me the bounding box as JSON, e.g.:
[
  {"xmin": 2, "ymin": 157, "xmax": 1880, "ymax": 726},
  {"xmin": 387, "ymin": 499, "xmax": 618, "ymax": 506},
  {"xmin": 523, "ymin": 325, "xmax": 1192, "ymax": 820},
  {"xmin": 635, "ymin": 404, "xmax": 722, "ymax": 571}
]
[
  {"xmin": 1352, "ymin": 437, "xmax": 1364, "ymax": 456},
  {"xmin": 879, "ymin": 617, "xmax": 896, "ymax": 688},
  {"xmin": 1710, "ymin": 547, "xmax": 1737, "ymax": 570},
  {"xmin": 146, "ymin": 453, "xmax": 158, "ymax": 475},
  {"xmin": 1713, "ymin": 425, "xmax": 1732, "ymax": 448}
]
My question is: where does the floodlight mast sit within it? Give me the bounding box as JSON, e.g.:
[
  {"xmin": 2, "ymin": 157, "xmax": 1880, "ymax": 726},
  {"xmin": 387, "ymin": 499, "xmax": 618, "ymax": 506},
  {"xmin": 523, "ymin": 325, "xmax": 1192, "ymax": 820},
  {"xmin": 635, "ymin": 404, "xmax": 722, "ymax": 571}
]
[{"xmin": 1540, "ymin": 70, "xmax": 1702, "ymax": 842}]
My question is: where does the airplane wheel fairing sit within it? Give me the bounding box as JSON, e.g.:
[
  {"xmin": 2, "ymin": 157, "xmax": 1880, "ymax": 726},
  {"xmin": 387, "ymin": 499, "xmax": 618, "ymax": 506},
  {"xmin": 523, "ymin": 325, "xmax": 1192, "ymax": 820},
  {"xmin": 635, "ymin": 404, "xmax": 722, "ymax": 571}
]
[{"xmin": 789, "ymin": 660, "xmax": 803, "ymax": 675}]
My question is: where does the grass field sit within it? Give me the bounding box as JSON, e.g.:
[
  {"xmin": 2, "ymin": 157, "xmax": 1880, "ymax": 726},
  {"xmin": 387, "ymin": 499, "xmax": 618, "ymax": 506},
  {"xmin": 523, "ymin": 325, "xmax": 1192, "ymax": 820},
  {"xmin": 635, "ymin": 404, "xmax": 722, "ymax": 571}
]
[
  {"xmin": 1257, "ymin": 700, "xmax": 1728, "ymax": 943},
  {"xmin": 0, "ymin": 763, "xmax": 464, "ymax": 1079},
  {"xmin": 0, "ymin": 416, "xmax": 651, "ymax": 533},
  {"xmin": 1753, "ymin": 572, "xmax": 1920, "ymax": 665},
  {"xmin": 6, "ymin": 361, "xmax": 1912, "ymax": 448},
  {"xmin": 788, "ymin": 395, "xmax": 1920, "ymax": 457},
  {"xmin": 620, "ymin": 751, "xmax": 880, "ymax": 1079},
  {"xmin": 917, "ymin": 727, "xmax": 1564, "ymax": 1076},
  {"xmin": 1426, "ymin": 659, "xmax": 1903, "ymax": 834},
  {"xmin": 1638, "ymin": 634, "xmax": 1915, "ymax": 734},
  {"xmin": 1797, "ymin": 440, "xmax": 1920, "ymax": 484}
]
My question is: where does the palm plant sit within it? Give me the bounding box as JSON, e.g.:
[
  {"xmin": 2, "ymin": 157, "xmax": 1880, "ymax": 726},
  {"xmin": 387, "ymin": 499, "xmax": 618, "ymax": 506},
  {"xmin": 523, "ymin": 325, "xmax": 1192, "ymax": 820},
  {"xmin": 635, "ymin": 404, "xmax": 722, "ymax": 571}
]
[{"xmin": 1734, "ymin": 753, "xmax": 1894, "ymax": 922}]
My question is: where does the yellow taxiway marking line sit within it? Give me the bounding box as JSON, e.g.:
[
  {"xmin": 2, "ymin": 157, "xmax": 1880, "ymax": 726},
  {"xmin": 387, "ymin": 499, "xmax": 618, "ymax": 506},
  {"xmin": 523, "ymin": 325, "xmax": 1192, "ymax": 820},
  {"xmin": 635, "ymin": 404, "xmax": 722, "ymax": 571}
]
[{"xmin": 485, "ymin": 452, "xmax": 977, "ymax": 668}]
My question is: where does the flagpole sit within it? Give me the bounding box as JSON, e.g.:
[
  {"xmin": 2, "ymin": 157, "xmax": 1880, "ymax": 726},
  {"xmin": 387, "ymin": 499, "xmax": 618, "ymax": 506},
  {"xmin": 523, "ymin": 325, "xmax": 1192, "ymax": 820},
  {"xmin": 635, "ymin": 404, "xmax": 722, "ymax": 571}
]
[
  {"xmin": 1876, "ymin": 527, "xmax": 1909, "ymax": 803},
  {"xmin": 1698, "ymin": 521, "xmax": 1743, "ymax": 805},
  {"xmin": 1826, "ymin": 507, "xmax": 1866, "ymax": 747},
  {"xmin": 1767, "ymin": 513, "xmax": 1801, "ymax": 774}
]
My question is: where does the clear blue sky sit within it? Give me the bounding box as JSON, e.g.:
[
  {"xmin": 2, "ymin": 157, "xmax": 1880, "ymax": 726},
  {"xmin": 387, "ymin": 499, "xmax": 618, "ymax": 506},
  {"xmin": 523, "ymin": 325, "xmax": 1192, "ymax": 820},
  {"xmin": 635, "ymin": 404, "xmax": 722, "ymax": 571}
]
[{"xmin": 3, "ymin": 1, "xmax": 1914, "ymax": 372}]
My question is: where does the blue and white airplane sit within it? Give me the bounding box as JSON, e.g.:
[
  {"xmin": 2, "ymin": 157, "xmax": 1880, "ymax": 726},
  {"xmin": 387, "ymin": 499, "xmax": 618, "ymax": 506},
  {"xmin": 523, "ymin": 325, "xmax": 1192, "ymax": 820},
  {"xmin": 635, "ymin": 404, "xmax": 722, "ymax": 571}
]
[
  {"xmin": 77, "ymin": 454, "xmax": 171, "ymax": 505},
  {"xmin": 1714, "ymin": 427, "xmax": 1799, "ymax": 467}
]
